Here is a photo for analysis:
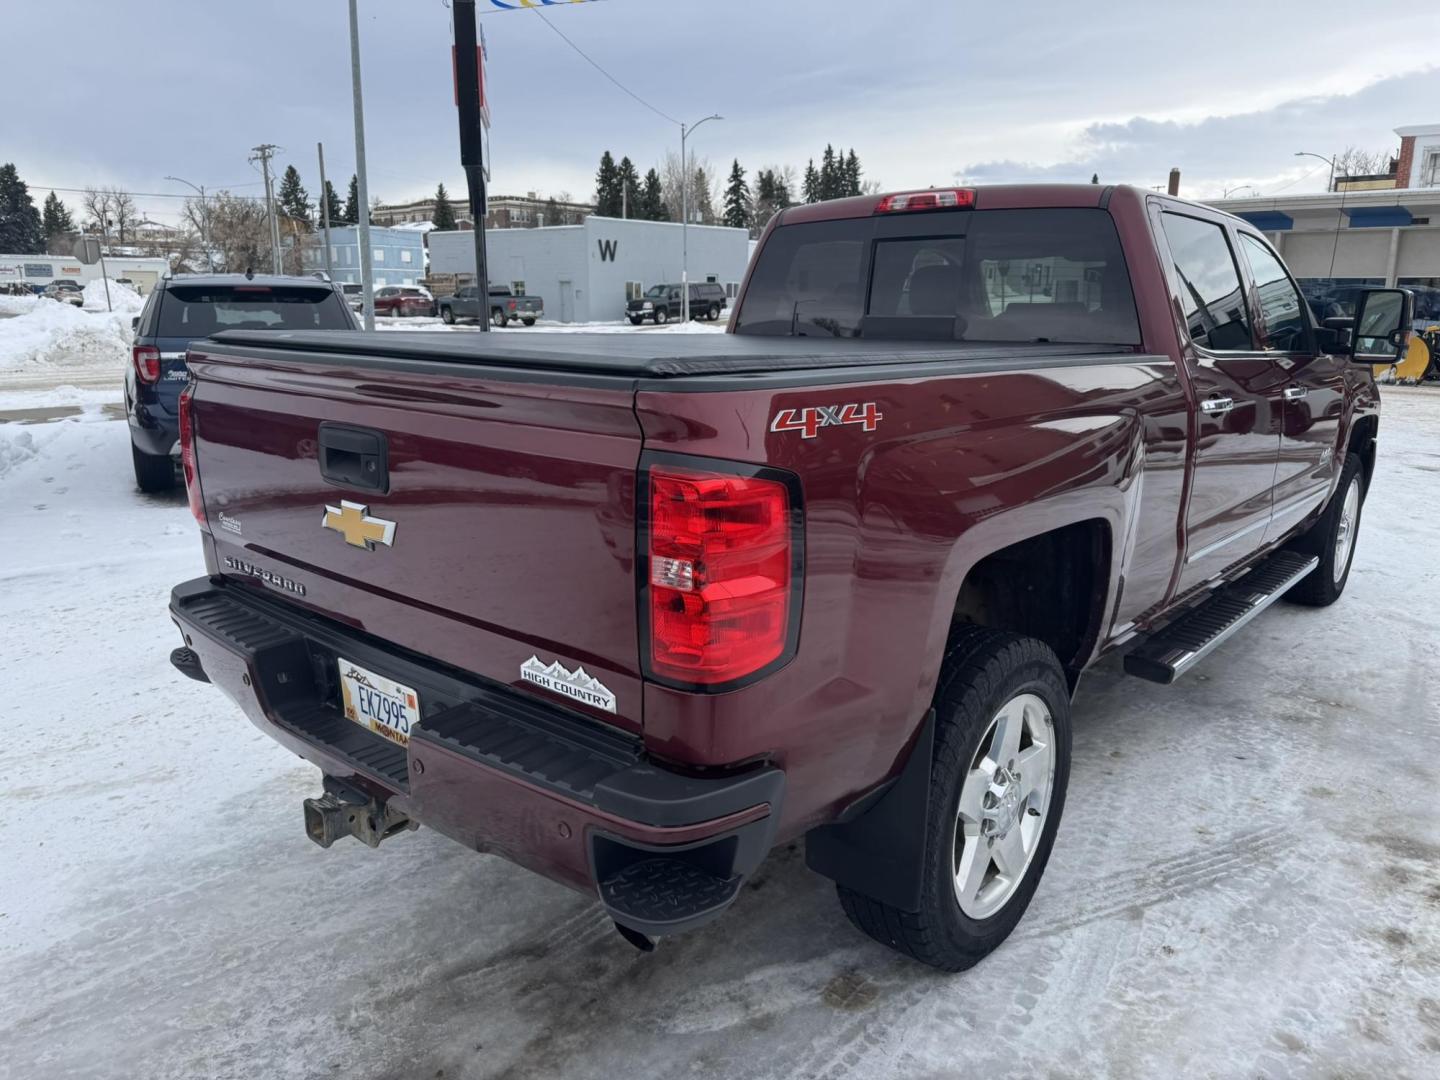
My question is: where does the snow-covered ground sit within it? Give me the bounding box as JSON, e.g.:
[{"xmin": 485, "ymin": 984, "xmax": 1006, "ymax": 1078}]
[{"xmin": 2, "ymin": 390, "xmax": 1438, "ymax": 1079}]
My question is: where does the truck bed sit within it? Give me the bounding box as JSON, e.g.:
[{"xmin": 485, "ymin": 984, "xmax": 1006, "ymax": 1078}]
[{"xmin": 209, "ymin": 329, "xmax": 1139, "ymax": 381}]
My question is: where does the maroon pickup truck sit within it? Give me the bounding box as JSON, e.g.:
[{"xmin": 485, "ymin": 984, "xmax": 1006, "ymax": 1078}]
[{"xmin": 167, "ymin": 184, "xmax": 1411, "ymax": 971}]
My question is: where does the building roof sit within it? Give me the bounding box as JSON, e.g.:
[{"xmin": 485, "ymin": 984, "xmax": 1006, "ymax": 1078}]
[{"xmin": 1395, "ymin": 122, "xmax": 1440, "ymax": 138}]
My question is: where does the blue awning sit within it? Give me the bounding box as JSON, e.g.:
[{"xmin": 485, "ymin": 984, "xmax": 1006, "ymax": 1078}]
[
  {"xmin": 1343, "ymin": 206, "xmax": 1413, "ymax": 227},
  {"xmin": 1236, "ymin": 211, "xmax": 1293, "ymax": 232}
]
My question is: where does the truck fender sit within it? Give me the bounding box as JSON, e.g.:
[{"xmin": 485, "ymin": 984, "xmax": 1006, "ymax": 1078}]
[{"xmin": 804, "ymin": 707, "xmax": 935, "ymax": 911}]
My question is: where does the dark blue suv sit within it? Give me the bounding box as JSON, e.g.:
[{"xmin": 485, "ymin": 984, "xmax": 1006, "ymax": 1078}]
[{"xmin": 126, "ymin": 274, "xmax": 358, "ymax": 491}]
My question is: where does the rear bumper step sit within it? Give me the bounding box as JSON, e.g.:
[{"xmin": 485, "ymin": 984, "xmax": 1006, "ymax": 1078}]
[
  {"xmin": 1124, "ymin": 550, "xmax": 1319, "ymax": 684},
  {"xmin": 168, "ymin": 576, "xmax": 783, "ymax": 933}
]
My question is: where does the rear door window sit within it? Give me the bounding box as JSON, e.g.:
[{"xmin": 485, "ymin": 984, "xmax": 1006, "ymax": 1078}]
[
  {"xmin": 157, "ymin": 285, "xmax": 352, "ymax": 335},
  {"xmin": 1158, "ymin": 213, "xmax": 1253, "ymax": 351},
  {"xmin": 735, "ymin": 208, "xmax": 1139, "ymax": 343}
]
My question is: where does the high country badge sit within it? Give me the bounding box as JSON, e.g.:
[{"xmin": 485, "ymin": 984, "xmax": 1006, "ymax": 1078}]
[{"xmin": 520, "ymin": 656, "xmax": 617, "ymax": 713}]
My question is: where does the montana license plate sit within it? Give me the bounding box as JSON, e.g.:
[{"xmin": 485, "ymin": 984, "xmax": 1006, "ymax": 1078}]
[{"xmin": 338, "ymin": 659, "xmax": 419, "ymax": 747}]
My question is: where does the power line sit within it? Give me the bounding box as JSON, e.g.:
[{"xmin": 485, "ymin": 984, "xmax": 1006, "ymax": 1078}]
[
  {"xmin": 28, "ymin": 184, "xmax": 267, "ymax": 201},
  {"xmin": 530, "ymin": 7, "xmax": 678, "ymax": 127}
]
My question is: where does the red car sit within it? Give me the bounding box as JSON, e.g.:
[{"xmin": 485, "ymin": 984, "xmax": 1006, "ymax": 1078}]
[
  {"xmin": 372, "ymin": 286, "xmax": 434, "ymax": 318},
  {"xmin": 168, "ymin": 184, "xmax": 1409, "ymax": 970}
]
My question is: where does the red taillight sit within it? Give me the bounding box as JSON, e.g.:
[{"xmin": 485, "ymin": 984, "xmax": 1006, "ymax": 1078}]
[
  {"xmin": 132, "ymin": 345, "xmax": 161, "ymax": 383},
  {"xmin": 178, "ymin": 384, "xmax": 206, "ymax": 527},
  {"xmin": 508, "ymin": 300, "xmax": 517, "ymax": 310},
  {"xmin": 874, "ymin": 188, "xmax": 975, "ymax": 214},
  {"xmin": 647, "ymin": 464, "xmax": 799, "ymax": 685}
]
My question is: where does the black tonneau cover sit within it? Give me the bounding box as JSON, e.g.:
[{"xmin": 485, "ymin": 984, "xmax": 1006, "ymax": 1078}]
[{"xmin": 207, "ymin": 329, "xmax": 1137, "ymax": 380}]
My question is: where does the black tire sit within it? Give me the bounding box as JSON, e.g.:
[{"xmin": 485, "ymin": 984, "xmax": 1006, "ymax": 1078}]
[
  {"xmin": 441, "ymin": 307, "xmax": 455, "ymax": 325},
  {"xmin": 837, "ymin": 626, "xmax": 1072, "ymax": 971},
  {"xmin": 522, "ymin": 318, "xmax": 535, "ymax": 327},
  {"xmin": 653, "ymin": 309, "xmax": 668, "ymax": 325},
  {"xmin": 492, "ymin": 309, "xmax": 508, "ymax": 328},
  {"xmin": 1284, "ymin": 451, "xmax": 1365, "ymax": 607},
  {"xmin": 629, "ymin": 317, "xmax": 644, "ymax": 326},
  {"xmin": 706, "ymin": 304, "xmax": 720, "ymax": 321},
  {"xmin": 132, "ymin": 441, "xmax": 176, "ymax": 493}
]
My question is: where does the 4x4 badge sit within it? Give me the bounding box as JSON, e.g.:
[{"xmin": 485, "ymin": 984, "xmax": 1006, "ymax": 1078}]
[
  {"xmin": 322, "ymin": 500, "xmax": 396, "ymax": 550},
  {"xmin": 771, "ymin": 402, "xmax": 884, "ymax": 439}
]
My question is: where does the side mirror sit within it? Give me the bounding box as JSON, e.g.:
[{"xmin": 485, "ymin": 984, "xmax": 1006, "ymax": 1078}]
[
  {"xmin": 131, "ymin": 316, "xmax": 140, "ymax": 332},
  {"xmin": 1348, "ymin": 288, "xmax": 1414, "ymax": 364}
]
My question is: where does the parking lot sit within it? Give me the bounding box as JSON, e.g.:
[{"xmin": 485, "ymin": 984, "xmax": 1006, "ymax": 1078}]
[{"xmin": 2, "ymin": 383, "xmax": 1437, "ymax": 1080}]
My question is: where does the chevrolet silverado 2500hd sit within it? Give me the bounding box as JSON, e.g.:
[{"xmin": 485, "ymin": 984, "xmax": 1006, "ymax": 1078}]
[{"xmin": 167, "ymin": 185, "xmax": 1412, "ymax": 970}]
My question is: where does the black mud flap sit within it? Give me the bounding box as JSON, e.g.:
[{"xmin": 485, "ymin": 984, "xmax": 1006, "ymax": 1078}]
[{"xmin": 804, "ymin": 708, "xmax": 935, "ymax": 912}]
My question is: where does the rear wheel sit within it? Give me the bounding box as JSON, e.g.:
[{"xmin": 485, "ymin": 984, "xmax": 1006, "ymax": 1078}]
[
  {"xmin": 1285, "ymin": 452, "xmax": 1364, "ymax": 607},
  {"xmin": 131, "ymin": 441, "xmax": 176, "ymax": 493},
  {"xmin": 706, "ymin": 304, "xmax": 720, "ymax": 321},
  {"xmin": 837, "ymin": 626, "xmax": 1071, "ymax": 971},
  {"xmin": 492, "ymin": 309, "xmax": 508, "ymax": 328},
  {"xmin": 441, "ymin": 307, "xmax": 455, "ymax": 325},
  {"xmin": 653, "ymin": 309, "xmax": 668, "ymax": 325},
  {"xmin": 522, "ymin": 318, "xmax": 536, "ymax": 327}
]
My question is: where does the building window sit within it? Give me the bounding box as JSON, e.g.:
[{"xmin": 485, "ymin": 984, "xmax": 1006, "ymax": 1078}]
[
  {"xmin": 400, "ymin": 249, "xmax": 413, "ymax": 264},
  {"xmin": 331, "ymin": 246, "xmax": 339, "ymax": 263},
  {"xmin": 726, "ymin": 282, "xmax": 740, "ymax": 298},
  {"xmin": 706, "ymin": 274, "xmax": 718, "ymax": 283},
  {"xmin": 626, "ymin": 281, "xmax": 643, "ymax": 301},
  {"xmin": 373, "ymin": 248, "xmax": 385, "ymax": 262},
  {"xmin": 512, "ymin": 281, "xmax": 525, "ymax": 295},
  {"xmin": 1421, "ymin": 149, "xmax": 1440, "ymax": 188}
]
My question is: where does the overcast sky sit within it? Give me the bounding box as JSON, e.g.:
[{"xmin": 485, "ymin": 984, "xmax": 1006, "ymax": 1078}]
[{"xmin": 5, "ymin": 0, "xmax": 1435, "ymax": 225}]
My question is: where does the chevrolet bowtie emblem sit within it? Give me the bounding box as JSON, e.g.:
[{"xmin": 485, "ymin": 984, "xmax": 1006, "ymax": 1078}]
[{"xmin": 321, "ymin": 500, "xmax": 396, "ymax": 550}]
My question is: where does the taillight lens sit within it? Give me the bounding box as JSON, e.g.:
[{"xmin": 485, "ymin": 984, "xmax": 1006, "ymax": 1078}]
[
  {"xmin": 874, "ymin": 188, "xmax": 975, "ymax": 213},
  {"xmin": 508, "ymin": 300, "xmax": 517, "ymax": 310},
  {"xmin": 178, "ymin": 384, "xmax": 206, "ymax": 527},
  {"xmin": 647, "ymin": 464, "xmax": 799, "ymax": 685},
  {"xmin": 132, "ymin": 345, "xmax": 161, "ymax": 383}
]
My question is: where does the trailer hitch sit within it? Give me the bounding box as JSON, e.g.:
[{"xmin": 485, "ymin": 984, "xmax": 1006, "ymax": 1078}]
[{"xmin": 303, "ymin": 777, "xmax": 416, "ymax": 849}]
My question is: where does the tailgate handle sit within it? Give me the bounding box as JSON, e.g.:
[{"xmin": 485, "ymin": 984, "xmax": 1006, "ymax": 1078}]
[{"xmin": 318, "ymin": 423, "xmax": 389, "ymax": 493}]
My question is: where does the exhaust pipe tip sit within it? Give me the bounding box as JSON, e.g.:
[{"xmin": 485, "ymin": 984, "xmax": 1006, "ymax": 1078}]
[{"xmin": 613, "ymin": 921, "xmax": 657, "ymax": 953}]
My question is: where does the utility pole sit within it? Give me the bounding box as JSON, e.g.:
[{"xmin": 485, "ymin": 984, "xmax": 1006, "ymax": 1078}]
[
  {"xmin": 453, "ymin": 0, "xmax": 490, "ymax": 331},
  {"xmin": 317, "ymin": 142, "xmax": 333, "ymax": 277},
  {"xmin": 679, "ymin": 114, "xmax": 722, "ymax": 323},
  {"xmin": 348, "ymin": 0, "xmax": 375, "ymax": 330},
  {"xmin": 250, "ymin": 143, "xmax": 282, "ymax": 274}
]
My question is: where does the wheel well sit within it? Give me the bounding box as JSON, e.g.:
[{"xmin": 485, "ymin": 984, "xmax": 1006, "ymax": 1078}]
[
  {"xmin": 952, "ymin": 520, "xmax": 1110, "ymax": 688},
  {"xmin": 1348, "ymin": 414, "xmax": 1379, "ymax": 493}
]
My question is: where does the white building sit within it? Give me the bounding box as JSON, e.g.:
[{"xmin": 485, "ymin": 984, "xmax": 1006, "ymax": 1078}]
[
  {"xmin": 428, "ymin": 216, "xmax": 752, "ymax": 323},
  {"xmin": 0, "ymin": 253, "xmax": 171, "ymax": 294}
]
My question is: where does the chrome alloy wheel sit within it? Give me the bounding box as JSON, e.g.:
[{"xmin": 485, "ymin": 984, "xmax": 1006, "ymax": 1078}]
[
  {"xmin": 1333, "ymin": 477, "xmax": 1361, "ymax": 585},
  {"xmin": 952, "ymin": 692, "xmax": 1056, "ymax": 919}
]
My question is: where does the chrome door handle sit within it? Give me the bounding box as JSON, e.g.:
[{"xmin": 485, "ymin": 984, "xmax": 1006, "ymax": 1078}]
[
  {"xmin": 1282, "ymin": 386, "xmax": 1308, "ymax": 401},
  {"xmin": 1200, "ymin": 396, "xmax": 1234, "ymax": 415}
]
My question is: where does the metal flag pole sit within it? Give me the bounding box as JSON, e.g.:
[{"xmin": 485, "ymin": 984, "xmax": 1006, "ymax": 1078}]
[{"xmin": 348, "ymin": 0, "xmax": 375, "ymax": 329}]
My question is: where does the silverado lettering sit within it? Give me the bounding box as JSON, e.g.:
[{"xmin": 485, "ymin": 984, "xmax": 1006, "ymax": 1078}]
[{"xmin": 169, "ymin": 184, "xmax": 1411, "ymax": 971}]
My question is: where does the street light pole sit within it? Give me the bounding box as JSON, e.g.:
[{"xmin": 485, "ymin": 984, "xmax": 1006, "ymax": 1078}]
[
  {"xmin": 165, "ymin": 175, "xmax": 212, "ymax": 271},
  {"xmin": 1294, "ymin": 151, "xmax": 1337, "ymax": 193},
  {"xmin": 348, "ymin": 0, "xmax": 375, "ymax": 330},
  {"xmin": 679, "ymin": 113, "xmax": 722, "ymax": 323}
]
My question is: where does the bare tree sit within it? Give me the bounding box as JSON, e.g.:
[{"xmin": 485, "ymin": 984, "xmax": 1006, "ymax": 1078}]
[
  {"xmin": 205, "ymin": 190, "xmax": 273, "ymax": 273},
  {"xmin": 659, "ymin": 151, "xmax": 719, "ymax": 224},
  {"xmin": 1333, "ymin": 146, "xmax": 1396, "ymax": 180},
  {"xmin": 80, "ymin": 186, "xmax": 140, "ymax": 243}
]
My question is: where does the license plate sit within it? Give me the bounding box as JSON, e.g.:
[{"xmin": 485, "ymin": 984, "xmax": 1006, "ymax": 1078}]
[{"xmin": 338, "ymin": 659, "xmax": 420, "ymax": 747}]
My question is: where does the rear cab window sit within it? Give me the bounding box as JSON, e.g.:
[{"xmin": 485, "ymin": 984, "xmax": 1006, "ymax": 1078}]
[
  {"xmin": 734, "ymin": 207, "xmax": 1141, "ymax": 345},
  {"xmin": 1157, "ymin": 213, "xmax": 1253, "ymax": 351},
  {"xmin": 157, "ymin": 285, "xmax": 353, "ymax": 335}
]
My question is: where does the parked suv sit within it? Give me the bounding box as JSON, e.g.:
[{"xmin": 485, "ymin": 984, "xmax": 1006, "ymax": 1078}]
[
  {"xmin": 627, "ymin": 281, "xmax": 726, "ymax": 324},
  {"xmin": 126, "ymin": 274, "xmax": 358, "ymax": 492},
  {"xmin": 373, "ymin": 286, "xmax": 436, "ymax": 319},
  {"xmin": 43, "ymin": 280, "xmax": 85, "ymax": 307}
]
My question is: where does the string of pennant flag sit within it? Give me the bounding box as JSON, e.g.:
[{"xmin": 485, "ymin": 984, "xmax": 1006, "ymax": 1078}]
[{"xmin": 488, "ymin": 0, "xmax": 598, "ymax": 9}]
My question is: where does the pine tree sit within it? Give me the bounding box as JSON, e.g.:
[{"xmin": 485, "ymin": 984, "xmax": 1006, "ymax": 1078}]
[
  {"xmin": 616, "ymin": 156, "xmax": 640, "ymax": 218},
  {"xmin": 42, "ymin": 191, "xmax": 75, "ymax": 240},
  {"xmin": 432, "ymin": 182, "xmax": 457, "ymax": 229},
  {"xmin": 802, "ymin": 160, "xmax": 820, "ymax": 203},
  {"xmin": 341, "ymin": 175, "xmax": 360, "ymax": 225},
  {"xmin": 722, "ymin": 159, "xmax": 751, "ymax": 230},
  {"xmin": 843, "ymin": 150, "xmax": 861, "ymax": 197},
  {"xmin": 321, "ymin": 180, "xmax": 345, "ymax": 225},
  {"xmin": 544, "ymin": 196, "xmax": 560, "ymax": 227},
  {"xmin": 773, "ymin": 170, "xmax": 792, "ymax": 209},
  {"xmin": 0, "ymin": 164, "xmax": 45, "ymax": 254},
  {"xmin": 639, "ymin": 168, "xmax": 667, "ymax": 221},
  {"xmin": 278, "ymin": 165, "xmax": 312, "ymax": 226},
  {"xmin": 1091, "ymin": 173, "xmax": 1100, "ymax": 185},
  {"xmin": 594, "ymin": 151, "xmax": 622, "ymax": 218},
  {"xmin": 692, "ymin": 166, "xmax": 715, "ymax": 224},
  {"xmin": 819, "ymin": 145, "xmax": 838, "ymax": 200}
]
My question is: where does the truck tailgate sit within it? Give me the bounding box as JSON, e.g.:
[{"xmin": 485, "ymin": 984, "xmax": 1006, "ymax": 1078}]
[{"xmin": 184, "ymin": 337, "xmax": 645, "ymax": 733}]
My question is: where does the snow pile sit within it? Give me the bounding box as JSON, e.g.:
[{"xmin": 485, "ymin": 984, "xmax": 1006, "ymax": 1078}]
[
  {"xmin": 82, "ymin": 278, "xmax": 145, "ymax": 313},
  {"xmin": 0, "ymin": 292, "xmax": 39, "ymax": 317},
  {"xmin": 0, "ymin": 428, "xmax": 39, "ymax": 478},
  {"xmin": 0, "ymin": 299, "xmax": 133, "ymax": 372}
]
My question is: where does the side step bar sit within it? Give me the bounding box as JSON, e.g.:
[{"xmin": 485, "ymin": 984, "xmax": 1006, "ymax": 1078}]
[{"xmin": 1124, "ymin": 551, "xmax": 1319, "ymax": 685}]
